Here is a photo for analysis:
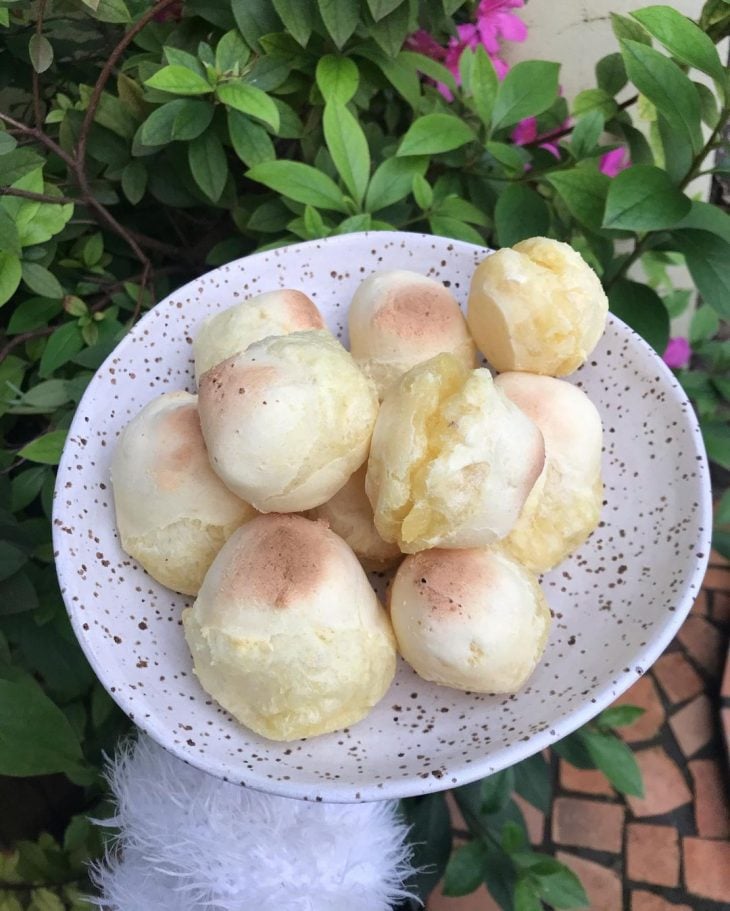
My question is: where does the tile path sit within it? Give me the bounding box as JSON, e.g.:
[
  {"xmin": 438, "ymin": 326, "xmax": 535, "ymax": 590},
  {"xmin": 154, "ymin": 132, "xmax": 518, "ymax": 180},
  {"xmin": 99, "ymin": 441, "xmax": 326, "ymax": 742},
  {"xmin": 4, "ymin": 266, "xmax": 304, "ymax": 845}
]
[{"xmin": 430, "ymin": 551, "xmax": 730, "ymax": 910}]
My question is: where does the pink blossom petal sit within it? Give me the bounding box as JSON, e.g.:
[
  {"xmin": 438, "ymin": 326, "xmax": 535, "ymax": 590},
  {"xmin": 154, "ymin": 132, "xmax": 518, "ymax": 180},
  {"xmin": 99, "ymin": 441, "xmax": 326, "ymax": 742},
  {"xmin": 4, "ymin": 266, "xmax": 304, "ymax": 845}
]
[
  {"xmin": 495, "ymin": 12, "xmax": 528, "ymax": 42},
  {"xmin": 663, "ymin": 337, "xmax": 692, "ymax": 369},
  {"xmin": 406, "ymin": 29, "xmax": 446, "ymax": 60},
  {"xmin": 512, "ymin": 116, "xmax": 537, "ymax": 145},
  {"xmin": 491, "ymin": 55, "xmax": 510, "ymax": 79},
  {"xmin": 600, "ymin": 146, "xmax": 631, "ymax": 177}
]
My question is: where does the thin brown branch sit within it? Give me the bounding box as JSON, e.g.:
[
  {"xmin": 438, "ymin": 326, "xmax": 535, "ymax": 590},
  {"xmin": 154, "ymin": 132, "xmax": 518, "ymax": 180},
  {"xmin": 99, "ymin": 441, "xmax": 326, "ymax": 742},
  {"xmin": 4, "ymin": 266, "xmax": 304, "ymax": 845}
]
[
  {"xmin": 0, "ymin": 186, "xmax": 77, "ymax": 205},
  {"xmin": 32, "ymin": 0, "xmax": 48, "ymax": 129},
  {"xmin": 0, "ymin": 325, "xmax": 55, "ymax": 364},
  {"xmin": 75, "ymin": 0, "xmax": 180, "ymax": 177},
  {"xmin": 523, "ymin": 94, "xmax": 640, "ymax": 149},
  {"xmin": 127, "ymin": 228, "xmax": 187, "ymax": 259},
  {"xmin": 0, "ymin": 111, "xmax": 76, "ymax": 170}
]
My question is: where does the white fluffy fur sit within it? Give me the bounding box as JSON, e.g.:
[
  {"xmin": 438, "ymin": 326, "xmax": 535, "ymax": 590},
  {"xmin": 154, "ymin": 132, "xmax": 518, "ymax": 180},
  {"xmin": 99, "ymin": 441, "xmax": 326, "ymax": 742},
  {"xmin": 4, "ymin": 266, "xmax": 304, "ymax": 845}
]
[{"xmin": 92, "ymin": 736, "xmax": 415, "ymax": 911}]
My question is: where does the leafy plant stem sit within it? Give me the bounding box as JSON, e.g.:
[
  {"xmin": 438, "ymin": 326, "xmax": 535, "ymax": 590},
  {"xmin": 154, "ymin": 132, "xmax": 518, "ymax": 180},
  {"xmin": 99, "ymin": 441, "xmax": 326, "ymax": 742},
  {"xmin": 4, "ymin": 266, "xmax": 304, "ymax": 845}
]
[
  {"xmin": 0, "ymin": 186, "xmax": 77, "ymax": 205},
  {"xmin": 521, "ymin": 94, "xmax": 639, "ymax": 149}
]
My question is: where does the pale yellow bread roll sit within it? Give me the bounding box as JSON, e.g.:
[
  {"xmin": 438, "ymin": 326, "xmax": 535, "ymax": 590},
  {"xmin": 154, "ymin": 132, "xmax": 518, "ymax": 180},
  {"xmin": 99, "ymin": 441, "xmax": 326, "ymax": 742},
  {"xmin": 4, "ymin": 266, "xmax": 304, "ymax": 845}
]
[
  {"xmin": 390, "ymin": 547, "xmax": 551, "ymax": 693},
  {"xmin": 198, "ymin": 330, "xmax": 379, "ymax": 513},
  {"xmin": 306, "ymin": 464, "xmax": 402, "ymax": 571},
  {"xmin": 495, "ymin": 372, "xmax": 603, "ymax": 572},
  {"xmin": 366, "ymin": 354, "xmax": 544, "ymax": 553},
  {"xmin": 348, "ymin": 270, "xmax": 476, "ymax": 399},
  {"xmin": 183, "ymin": 514, "xmax": 397, "ymax": 741},
  {"xmin": 467, "ymin": 237, "xmax": 608, "ymax": 376},
  {"xmin": 110, "ymin": 391, "xmax": 256, "ymax": 595},
  {"xmin": 193, "ymin": 289, "xmax": 325, "ymax": 382}
]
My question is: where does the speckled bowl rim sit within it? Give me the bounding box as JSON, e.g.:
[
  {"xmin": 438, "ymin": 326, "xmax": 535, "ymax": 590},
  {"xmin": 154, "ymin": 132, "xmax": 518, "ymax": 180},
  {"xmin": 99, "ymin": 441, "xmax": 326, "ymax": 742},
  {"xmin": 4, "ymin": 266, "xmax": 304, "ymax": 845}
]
[{"xmin": 54, "ymin": 231, "xmax": 713, "ymax": 802}]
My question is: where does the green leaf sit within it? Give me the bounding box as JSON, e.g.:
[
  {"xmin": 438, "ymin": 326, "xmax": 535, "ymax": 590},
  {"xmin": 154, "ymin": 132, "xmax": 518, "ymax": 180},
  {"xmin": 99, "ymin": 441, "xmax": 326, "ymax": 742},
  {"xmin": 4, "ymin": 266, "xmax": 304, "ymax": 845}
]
[
  {"xmin": 163, "ymin": 47, "xmax": 206, "ymax": 77},
  {"xmin": 603, "ymin": 165, "xmax": 691, "ymax": 231},
  {"xmin": 443, "ymin": 840, "xmax": 489, "ymax": 897},
  {"xmin": 39, "ymin": 322, "xmax": 84, "ymax": 377},
  {"xmin": 597, "ymin": 705, "xmax": 646, "ymax": 729},
  {"xmin": 596, "ymin": 52, "xmax": 627, "ymax": 95},
  {"xmin": 0, "ymin": 133, "xmax": 17, "ymax": 155},
  {"xmin": 29, "ymin": 34, "xmax": 53, "ymax": 73},
  {"xmin": 323, "ymin": 102, "xmax": 370, "ymax": 205},
  {"xmin": 620, "ymin": 40, "xmax": 702, "ymax": 154},
  {"xmin": 570, "ymin": 111, "xmax": 605, "ymax": 158},
  {"xmin": 0, "ymin": 679, "xmax": 83, "ymax": 775},
  {"xmin": 429, "ymin": 215, "xmax": 484, "ymax": 245},
  {"xmin": 215, "ymin": 29, "xmax": 250, "ymax": 72},
  {"xmin": 580, "ymin": 729, "xmax": 644, "ymax": 796},
  {"xmin": 609, "ymin": 279, "xmax": 670, "ymax": 354},
  {"xmin": 8, "ymin": 298, "xmax": 61, "ymax": 334},
  {"xmin": 631, "ymin": 6, "xmax": 725, "ymax": 84},
  {"xmin": 673, "ymin": 200, "xmax": 730, "ymax": 244},
  {"xmin": 272, "ymin": 0, "xmax": 314, "ymax": 46},
  {"xmin": 18, "ymin": 429, "xmax": 68, "ymax": 465},
  {"xmin": 401, "ymin": 794, "xmax": 453, "ymax": 902},
  {"xmin": 228, "ymin": 111, "xmax": 275, "ymax": 166},
  {"xmin": 495, "ymin": 184, "xmax": 550, "ymax": 247},
  {"xmin": 482, "ymin": 840, "xmax": 517, "ymax": 911},
  {"xmin": 21, "ymin": 262, "xmax": 63, "ymax": 299},
  {"xmin": 0, "ymin": 542, "xmax": 27, "ymax": 582},
  {"xmin": 439, "ymin": 197, "xmax": 489, "ymax": 226},
  {"xmin": 471, "ymin": 45, "xmax": 499, "ymax": 128},
  {"xmin": 400, "ymin": 51, "xmax": 457, "ymax": 96},
  {"xmin": 11, "ymin": 466, "xmax": 48, "ymax": 511},
  {"xmin": 82, "ymin": 233, "xmax": 103, "ymax": 268},
  {"xmin": 513, "ymin": 752, "xmax": 551, "ymax": 814},
  {"xmin": 188, "ymin": 130, "xmax": 228, "ymax": 203},
  {"xmin": 412, "ymin": 174, "xmax": 433, "ymax": 210},
  {"xmin": 370, "ymin": 1, "xmax": 412, "ymax": 57},
  {"xmin": 145, "ymin": 66, "xmax": 212, "ymax": 96},
  {"xmin": 247, "ymin": 160, "xmax": 348, "ymax": 212},
  {"xmin": 695, "ymin": 82, "xmax": 720, "ymax": 128},
  {"xmin": 0, "ymin": 571, "xmax": 39, "ymax": 616},
  {"xmin": 534, "ymin": 863, "xmax": 589, "ymax": 909},
  {"xmin": 574, "ymin": 88, "xmax": 617, "ymax": 120},
  {"xmin": 365, "ymin": 155, "xmax": 427, "ymax": 210},
  {"xmin": 690, "ymin": 304, "xmax": 720, "ymax": 344},
  {"xmin": 216, "ymin": 82, "xmax": 279, "ymax": 131},
  {"xmin": 93, "ymin": 0, "xmax": 131, "ymax": 23},
  {"xmin": 0, "ymin": 148, "xmax": 44, "ymax": 185},
  {"xmin": 333, "ymin": 213, "xmax": 373, "ymax": 234},
  {"xmin": 122, "ymin": 160, "xmax": 147, "ymax": 204},
  {"xmin": 553, "ymin": 732, "xmax": 595, "ymax": 769},
  {"xmin": 671, "ymin": 230, "xmax": 730, "ymax": 319},
  {"xmin": 398, "ymin": 113, "xmax": 475, "ymax": 156},
  {"xmin": 319, "ymin": 0, "xmax": 360, "ymax": 49},
  {"xmin": 492, "ymin": 61, "xmax": 560, "ymax": 131},
  {"xmin": 611, "ymin": 12, "xmax": 651, "ymax": 45},
  {"xmin": 486, "ymin": 141, "xmax": 530, "ymax": 174},
  {"xmin": 231, "ymin": 0, "xmax": 280, "ymax": 50},
  {"xmin": 514, "ymin": 877, "xmax": 542, "ymax": 911},
  {"xmin": 703, "ymin": 420, "xmax": 730, "ymax": 470},
  {"xmin": 367, "ymin": 0, "xmax": 405, "ymax": 20},
  {"xmin": 481, "ymin": 767, "xmax": 514, "ymax": 813},
  {"xmin": 0, "ymin": 252, "xmax": 22, "ymax": 307},
  {"xmin": 355, "ymin": 45, "xmax": 421, "ymax": 108},
  {"xmin": 316, "ymin": 55, "xmax": 359, "ymax": 104},
  {"xmin": 546, "ymin": 167, "xmax": 609, "ymax": 230},
  {"xmin": 140, "ymin": 99, "xmax": 215, "ymax": 145}
]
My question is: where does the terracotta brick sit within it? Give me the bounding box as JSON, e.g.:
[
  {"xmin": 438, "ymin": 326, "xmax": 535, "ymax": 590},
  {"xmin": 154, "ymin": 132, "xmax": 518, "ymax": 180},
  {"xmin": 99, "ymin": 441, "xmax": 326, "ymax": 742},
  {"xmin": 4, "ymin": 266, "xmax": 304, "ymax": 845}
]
[
  {"xmin": 723, "ymin": 708, "xmax": 730, "ymax": 756},
  {"xmin": 513, "ymin": 793, "xmax": 544, "ymax": 845},
  {"xmin": 556, "ymin": 852, "xmax": 621, "ymax": 911},
  {"xmin": 723, "ymin": 651, "xmax": 730, "ymax": 700},
  {"xmin": 613, "ymin": 675, "xmax": 664, "ymax": 743},
  {"xmin": 559, "ymin": 760, "xmax": 614, "ymax": 796},
  {"xmin": 552, "ymin": 797, "xmax": 624, "ymax": 852},
  {"xmin": 626, "ymin": 747, "xmax": 692, "ymax": 817},
  {"xmin": 689, "ymin": 759, "xmax": 730, "ymax": 838},
  {"xmin": 683, "ymin": 837, "xmax": 730, "ymax": 902},
  {"xmin": 690, "ymin": 589, "xmax": 709, "ymax": 616},
  {"xmin": 713, "ymin": 589, "xmax": 730, "ymax": 625},
  {"xmin": 668, "ymin": 694, "xmax": 713, "ymax": 758},
  {"xmin": 630, "ymin": 890, "xmax": 692, "ymax": 911},
  {"xmin": 445, "ymin": 792, "xmax": 467, "ymax": 831},
  {"xmin": 703, "ymin": 565, "xmax": 730, "ymax": 591},
  {"xmin": 652, "ymin": 651, "xmax": 704, "ymax": 705},
  {"xmin": 677, "ymin": 616, "xmax": 725, "ymax": 676},
  {"xmin": 429, "ymin": 884, "xmax": 501, "ymax": 911},
  {"xmin": 709, "ymin": 547, "xmax": 729, "ymax": 567},
  {"xmin": 626, "ymin": 823, "xmax": 679, "ymax": 886}
]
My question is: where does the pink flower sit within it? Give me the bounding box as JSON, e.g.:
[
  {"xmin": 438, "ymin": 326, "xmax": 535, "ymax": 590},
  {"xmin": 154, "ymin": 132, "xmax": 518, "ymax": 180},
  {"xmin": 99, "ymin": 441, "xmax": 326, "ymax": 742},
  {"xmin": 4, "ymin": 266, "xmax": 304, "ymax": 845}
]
[
  {"xmin": 406, "ymin": 30, "xmax": 446, "ymax": 60},
  {"xmin": 476, "ymin": 0, "xmax": 527, "ymax": 54},
  {"xmin": 600, "ymin": 146, "xmax": 631, "ymax": 177},
  {"xmin": 512, "ymin": 116, "xmax": 563, "ymax": 158},
  {"xmin": 663, "ymin": 337, "xmax": 691, "ymax": 369}
]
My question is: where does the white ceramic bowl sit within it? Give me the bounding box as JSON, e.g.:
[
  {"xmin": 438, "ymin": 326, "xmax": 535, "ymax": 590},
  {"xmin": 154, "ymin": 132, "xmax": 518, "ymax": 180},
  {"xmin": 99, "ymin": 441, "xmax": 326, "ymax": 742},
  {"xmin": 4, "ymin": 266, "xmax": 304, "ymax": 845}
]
[{"xmin": 53, "ymin": 232, "xmax": 712, "ymax": 802}]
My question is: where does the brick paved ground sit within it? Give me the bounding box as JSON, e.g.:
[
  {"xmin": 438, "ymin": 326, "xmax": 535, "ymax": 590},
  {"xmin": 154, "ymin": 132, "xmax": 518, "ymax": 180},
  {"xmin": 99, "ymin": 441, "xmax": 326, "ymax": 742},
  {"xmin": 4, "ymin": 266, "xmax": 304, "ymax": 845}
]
[{"xmin": 431, "ymin": 552, "xmax": 730, "ymax": 910}]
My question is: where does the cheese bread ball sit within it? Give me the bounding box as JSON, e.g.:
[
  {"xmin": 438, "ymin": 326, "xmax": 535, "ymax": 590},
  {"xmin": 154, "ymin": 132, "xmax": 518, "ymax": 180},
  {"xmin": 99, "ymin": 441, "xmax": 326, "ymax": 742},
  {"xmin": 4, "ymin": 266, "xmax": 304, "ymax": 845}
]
[
  {"xmin": 193, "ymin": 289, "xmax": 325, "ymax": 382},
  {"xmin": 307, "ymin": 465, "xmax": 402, "ymax": 571},
  {"xmin": 366, "ymin": 354, "xmax": 544, "ymax": 554},
  {"xmin": 198, "ymin": 330, "xmax": 379, "ymax": 513},
  {"xmin": 348, "ymin": 270, "xmax": 476, "ymax": 399},
  {"xmin": 390, "ymin": 548, "xmax": 550, "ymax": 693},
  {"xmin": 495, "ymin": 372, "xmax": 603, "ymax": 572},
  {"xmin": 111, "ymin": 392, "xmax": 256, "ymax": 595},
  {"xmin": 467, "ymin": 237, "xmax": 608, "ymax": 376},
  {"xmin": 183, "ymin": 514, "xmax": 397, "ymax": 740}
]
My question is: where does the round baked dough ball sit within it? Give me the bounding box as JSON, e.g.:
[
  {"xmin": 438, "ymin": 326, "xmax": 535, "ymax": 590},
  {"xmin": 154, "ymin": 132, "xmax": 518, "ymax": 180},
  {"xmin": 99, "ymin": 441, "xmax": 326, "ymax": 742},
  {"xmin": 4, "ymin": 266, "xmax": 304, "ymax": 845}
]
[
  {"xmin": 198, "ymin": 330, "xmax": 379, "ymax": 513},
  {"xmin": 183, "ymin": 514, "xmax": 397, "ymax": 740},
  {"xmin": 495, "ymin": 372, "xmax": 603, "ymax": 572},
  {"xmin": 366, "ymin": 354, "xmax": 544, "ymax": 553},
  {"xmin": 390, "ymin": 547, "xmax": 550, "ymax": 693},
  {"xmin": 307, "ymin": 465, "xmax": 402, "ymax": 571},
  {"xmin": 348, "ymin": 270, "xmax": 476, "ymax": 399},
  {"xmin": 111, "ymin": 392, "xmax": 256, "ymax": 595},
  {"xmin": 193, "ymin": 289, "xmax": 325, "ymax": 382},
  {"xmin": 467, "ymin": 237, "xmax": 608, "ymax": 376}
]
